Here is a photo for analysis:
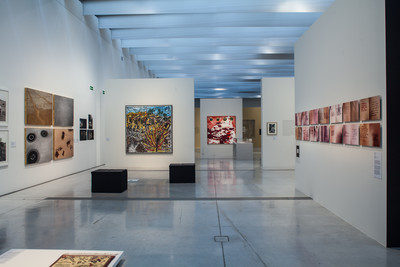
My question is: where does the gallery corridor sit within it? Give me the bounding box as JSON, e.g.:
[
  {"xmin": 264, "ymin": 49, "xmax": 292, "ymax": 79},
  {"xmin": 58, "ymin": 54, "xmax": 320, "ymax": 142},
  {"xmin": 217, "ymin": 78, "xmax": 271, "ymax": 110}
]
[{"xmin": 1, "ymin": 155, "xmax": 400, "ymax": 266}]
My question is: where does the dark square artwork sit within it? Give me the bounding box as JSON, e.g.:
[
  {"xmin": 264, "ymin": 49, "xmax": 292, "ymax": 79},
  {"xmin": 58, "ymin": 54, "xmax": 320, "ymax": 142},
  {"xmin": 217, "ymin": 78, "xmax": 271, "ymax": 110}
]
[
  {"xmin": 319, "ymin": 125, "xmax": 330, "ymax": 143},
  {"xmin": 80, "ymin": 118, "xmax": 87, "ymax": 129},
  {"xmin": 53, "ymin": 95, "xmax": 74, "ymax": 127},
  {"xmin": 80, "ymin": 130, "xmax": 87, "ymax": 141},
  {"xmin": 88, "ymin": 114, "xmax": 93, "ymax": 129},
  {"xmin": 88, "ymin": 130, "xmax": 94, "ymax": 140}
]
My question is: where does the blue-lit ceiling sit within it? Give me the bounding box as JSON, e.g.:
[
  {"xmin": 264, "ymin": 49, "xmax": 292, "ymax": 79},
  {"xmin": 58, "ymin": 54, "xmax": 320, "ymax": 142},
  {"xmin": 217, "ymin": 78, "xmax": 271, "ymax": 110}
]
[{"xmin": 80, "ymin": 0, "xmax": 335, "ymax": 98}]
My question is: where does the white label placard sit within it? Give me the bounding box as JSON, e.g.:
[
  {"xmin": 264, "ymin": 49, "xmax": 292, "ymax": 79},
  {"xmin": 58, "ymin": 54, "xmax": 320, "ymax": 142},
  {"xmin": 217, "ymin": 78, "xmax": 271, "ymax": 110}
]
[{"xmin": 374, "ymin": 152, "xmax": 382, "ymax": 179}]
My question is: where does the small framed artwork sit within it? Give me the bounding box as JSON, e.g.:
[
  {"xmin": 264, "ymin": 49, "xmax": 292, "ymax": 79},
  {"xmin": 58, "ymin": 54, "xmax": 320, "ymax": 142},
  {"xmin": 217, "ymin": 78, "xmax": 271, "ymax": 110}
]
[
  {"xmin": 0, "ymin": 89, "xmax": 8, "ymax": 127},
  {"xmin": 267, "ymin": 122, "xmax": 277, "ymax": 135},
  {"xmin": 0, "ymin": 130, "xmax": 8, "ymax": 167},
  {"xmin": 80, "ymin": 118, "xmax": 87, "ymax": 129}
]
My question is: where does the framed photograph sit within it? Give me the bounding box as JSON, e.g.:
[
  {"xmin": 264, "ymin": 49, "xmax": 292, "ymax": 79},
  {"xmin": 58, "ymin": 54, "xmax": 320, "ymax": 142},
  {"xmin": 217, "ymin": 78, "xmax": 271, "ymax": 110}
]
[
  {"xmin": 0, "ymin": 89, "xmax": 8, "ymax": 127},
  {"xmin": 0, "ymin": 130, "xmax": 8, "ymax": 167},
  {"xmin": 80, "ymin": 130, "xmax": 87, "ymax": 141},
  {"xmin": 267, "ymin": 122, "xmax": 277, "ymax": 135},
  {"xmin": 80, "ymin": 118, "xmax": 87, "ymax": 129},
  {"xmin": 126, "ymin": 105, "xmax": 172, "ymax": 153},
  {"xmin": 87, "ymin": 130, "xmax": 94, "ymax": 140},
  {"xmin": 207, "ymin": 115, "xmax": 236, "ymax": 144},
  {"xmin": 88, "ymin": 114, "xmax": 93, "ymax": 129}
]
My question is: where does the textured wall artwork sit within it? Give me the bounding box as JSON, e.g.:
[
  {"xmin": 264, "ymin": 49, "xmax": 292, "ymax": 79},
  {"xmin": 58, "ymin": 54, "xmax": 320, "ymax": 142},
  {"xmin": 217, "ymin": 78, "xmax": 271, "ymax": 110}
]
[
  {"xmin": 318, "ymin": 107, "xmax": 330, "ymax": 124},
  {"xmin": 295, "ymin": 127, "xmax": 302, "ymax": 140},
  {"xmin": 25, "ymin": 128, "xmax": 53, "ymax": 165},
  {"xmin": 125, "ymin": 105, "xmax": 172, "ymax": 153},
  {"xmin": 309, "ymin": 126, "xmax": 319, "ymax": 142},
  {"xmin": 25, "ymin": 88, "xmax": 53, "ymax": 126},
  {"xmin": 53, "ymin": 95, "xmax": 74, "ymax": 127},
  {"xmin": 301, "ymin": 111, "xmax": 309, "ymax": 126},
  {"xmin": 50, "ymin": 254, "xmax": 116, "ymax": 267},
  {"xmin": 207, "ymin": 115, "xmax": 236, "ymax": 144},
  {"xmin": 53, "ymin": 128, "xmax": 74, "ymax": 160},
  {"xmin": 360, "ymin": 123, "xmax": 381, "ymax": 147},
  {"xmin": 330, "ymin": 104, "xmax": 343, "ymax": 124},
  {"xmin": 360, "ymin": 96, "xmax": 381, "ymax": 121},
  {"xmin": 302, "ymin": 126, "xmax": 309, "ymax": 141},
  {"xmin": 319, "ymin": 125, "xmax": 330, "ymax": 143},
  {"xmin": 309, "ymin": 109, "xmax": 319, "ymax": 125},
  {"xmin": 343, "ymin": 100, "xmax": 359, "ymax": 122},
  {"xmin": 0, "ymin": 130, "xmax": 8, "ymax": 166},
  {"xmin": 330, "ymin": 124, "xmax": 343, "ymax": 144},
  {"xmin": 343, "ymin": 124, "xmax": 360, "ymax": 146}
]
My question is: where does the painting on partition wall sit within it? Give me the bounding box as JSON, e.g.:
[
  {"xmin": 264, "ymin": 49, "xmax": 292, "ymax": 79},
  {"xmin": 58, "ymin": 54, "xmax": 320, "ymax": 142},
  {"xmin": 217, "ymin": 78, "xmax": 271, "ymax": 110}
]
[
  {"xmin": 295, "ymin": 127, "xmax": 302, "ymax": 140},
  {"xmin": 25, "ymin": 128, "xmax": 53, "ymax": 165},
  {"xmin": 301, "ymin": 111, "xmax": 309, "ymax": 126},
  {"xmin": 302, "ymin": 126, "xmax": 309, "ymax": 141},
  {"xmin": 319, "ymin": 125, "xmax": 330, "ymax": 143},
  {"xmin": 330, "ymin": 104, "xmax": 343, "ymax": 124},
  {"xmin": 360, "ymin": 96, "xmax": 381, "ymax": 121},
  {"xmin": 343, "ymin": 100, "xmax": 359, "ymax": 122},
  {"xmin": 318, "ymin": 107, "xmax": 330, "ymax": 124},
  {"xmin": 309, "ymin": 109, "xmax": 319, "ymax": 125},
  {"xmin": 0, "ymin": 130, "xmax": 8, "ymax": 167},
  {"xmin": 360, "ymin": 123, "xmax": 381, "ymax": 147},
  {"xmin": 330, "ymin": 124, "xmax": 343, "ymax": 144},
  {"xmin": 343, "ymin": 124, "xmax": 360, "ymax": 146},
  {"xmin": 207, "ymin": 115, "xmax": 236, "ymax": 144},
  {"xmin": 25, "ymin": 88, "xmax": 53, "ymax": 126},
  {"xmin": 295, "ymin": 113, "xmax": 302, "ymax": 126},
  {"xmin": 125, "ymin": 105, "xmax": 173, "ymax": 153},
  {"xmin": 0, "ymin": 89, "xmax": 8, "ymax": 126},
  {"xmin": 309, "ymin": 126, "xmax": 319, "ymax": 142},
  {"xmin": 243, "ymin": 120, "xmax": 255, "ymax": 139},
  {"xmin": 53, "ymin": 128, "xmax": 74, "ymax": 160},
  {"xmin": 53, "ymin": 95, "xmax": 74, "ymax": 127}
]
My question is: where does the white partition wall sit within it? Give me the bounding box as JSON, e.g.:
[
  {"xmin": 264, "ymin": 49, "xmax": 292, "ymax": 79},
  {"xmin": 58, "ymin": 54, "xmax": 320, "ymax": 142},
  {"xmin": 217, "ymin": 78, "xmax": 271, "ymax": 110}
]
[
  {"xmin": 0, "ymin": 0, "xmax": 151, "ymax": 196},
  {"xmin": 104, "ymin": 78, "xmax": 195, "ymax": 170},
  {"xmin": 200, "ymin": 99, "xmax": 243, "ymax": 158},
  {"xmin": 295, "ymin": 0, "xmax": 386, "ymax": 245},
  {"xmin": 261, "ymin": 78, "xmax": 295, "ymax": 169}
]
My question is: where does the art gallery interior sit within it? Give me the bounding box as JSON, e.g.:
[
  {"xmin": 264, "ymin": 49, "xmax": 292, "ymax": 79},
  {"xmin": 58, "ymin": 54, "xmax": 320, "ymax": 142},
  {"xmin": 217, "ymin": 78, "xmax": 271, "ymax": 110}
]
[{"xmin": 0, "ymin": 0, "xmax": 399, "ymax": 266}]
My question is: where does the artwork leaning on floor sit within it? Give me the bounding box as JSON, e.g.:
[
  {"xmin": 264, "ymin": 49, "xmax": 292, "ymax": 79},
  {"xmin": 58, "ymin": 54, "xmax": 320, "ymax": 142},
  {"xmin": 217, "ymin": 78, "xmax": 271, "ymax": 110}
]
[
  {"xmin": 207, "ymin": 115, "xmax": 236, "ymax": 144},
  {"xmin": 125, "ymin": 105, "xmax": 172, "ymax": 153}
]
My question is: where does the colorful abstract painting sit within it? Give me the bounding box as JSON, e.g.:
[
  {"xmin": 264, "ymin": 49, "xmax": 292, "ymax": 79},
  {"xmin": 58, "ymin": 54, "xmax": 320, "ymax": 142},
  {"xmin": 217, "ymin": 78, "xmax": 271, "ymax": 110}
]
[
  {"xmin": 207, "ymin": 116, "xmax": 236, "ymax": 144},
  {"xmin": 125, "ymin": 105, "xmax": 172, "ymax": 153}
]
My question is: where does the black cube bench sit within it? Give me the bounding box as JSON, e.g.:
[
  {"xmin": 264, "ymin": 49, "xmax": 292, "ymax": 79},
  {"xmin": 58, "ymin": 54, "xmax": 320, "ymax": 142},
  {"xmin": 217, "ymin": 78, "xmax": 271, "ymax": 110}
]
[
  {"xmin": 169, "ymin": 163, "xmax": 195, "ymax": 183},
  {"xmin": 91, "ymin": 169, "xmax": 127, "ymax": 193}
]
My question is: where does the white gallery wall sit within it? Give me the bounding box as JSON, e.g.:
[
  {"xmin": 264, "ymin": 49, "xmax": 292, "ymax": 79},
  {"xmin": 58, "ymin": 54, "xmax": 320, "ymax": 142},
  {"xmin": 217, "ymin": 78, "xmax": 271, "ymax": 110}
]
[
  {"xmin": 295, "ymin": 0, "xmax": 386, "ymax": 245},
  {"xmin": 262, "ymin": 78, "xmax": 295, "ymax": 169},
  {"xmin": 0, "ymin": 0, "xmax": 151, "ymax": 195},
  {"xmin": 104, "ymin": 78, "xmax": 195, "ymax": 170},
  {"xmin": 200, "ymin": 99, "xmax": 243, "ymax": 158}
]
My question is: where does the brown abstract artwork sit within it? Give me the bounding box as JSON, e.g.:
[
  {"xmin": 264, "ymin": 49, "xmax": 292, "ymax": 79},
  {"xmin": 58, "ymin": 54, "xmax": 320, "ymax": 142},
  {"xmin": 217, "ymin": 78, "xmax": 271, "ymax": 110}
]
[
  {"xmin": 295, "ymin": 127, "xmax": 302, "ymax": 140},
  {"xmin": 330, "ymin": 124, "xmax": 343, "ymax": 144},
  {"xmin": 309, "ymin": 109, "xmax": 319, "ymax": 125},
  {"xmin": 343, "ymin": 100, "xmax": 359, "ymax": 122},
  {"xmin": 343, "ymin": 124, "xmax": 360, "ymax": 146},
  {"xmin": 53, "ymin": 128, "xmax": 74, "ymax": 160},
  {"xmin": 302, "ymin": 126, "xmax": 309, "ymax": 141},
  {"xmin": 360, "ymin": 123, "xmax": 381, "ymax": 147},
  {"xmin": 318, "ymin": 107, "xmax": 330, "ymax": 124},
  {"xmin": 319, "ymin": 125, "xmax": 330, "ymax": 143},
  {"xmin": 309, "ymin": 125, "xmax": 319, "ymax": 142},
  {"xmin": 25, "ymin": 88, "xmax": 53, "ymax": 126},
  {"xmin": 360, "ymin": 96, "xmax": 381, "ymax": 121}
]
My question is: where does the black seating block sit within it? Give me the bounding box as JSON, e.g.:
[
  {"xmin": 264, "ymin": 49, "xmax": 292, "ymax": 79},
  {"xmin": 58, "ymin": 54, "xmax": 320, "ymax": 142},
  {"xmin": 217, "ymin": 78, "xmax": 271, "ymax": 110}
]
[
  {"xmin": 91, "ymin": 169, "xmax": 127, "ymax": 193},
  {"xmin": 169, "ymin": 163, "xmax": 195, "ymax": 183}
]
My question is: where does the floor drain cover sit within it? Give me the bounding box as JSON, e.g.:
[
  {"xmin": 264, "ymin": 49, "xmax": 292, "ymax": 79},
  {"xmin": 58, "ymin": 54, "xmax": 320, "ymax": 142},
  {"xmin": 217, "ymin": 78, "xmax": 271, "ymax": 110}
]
[{"xmin": 214, "ymin": 236, "xmax": 229, "ymax": 242}]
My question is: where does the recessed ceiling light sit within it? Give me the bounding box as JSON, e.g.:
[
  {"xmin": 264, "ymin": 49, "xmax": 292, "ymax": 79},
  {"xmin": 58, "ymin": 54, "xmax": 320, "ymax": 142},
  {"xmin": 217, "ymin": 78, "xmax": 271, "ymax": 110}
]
[{"xmin": 214, "ymin": 88, "xmax": 227, "ymax": 91}]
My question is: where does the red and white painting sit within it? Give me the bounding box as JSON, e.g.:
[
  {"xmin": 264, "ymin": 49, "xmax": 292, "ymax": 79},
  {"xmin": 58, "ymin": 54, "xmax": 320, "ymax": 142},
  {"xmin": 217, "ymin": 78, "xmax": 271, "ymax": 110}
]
[{"xmin": 207, "ymin": 116, "xmax": 236, "ymax": 144}]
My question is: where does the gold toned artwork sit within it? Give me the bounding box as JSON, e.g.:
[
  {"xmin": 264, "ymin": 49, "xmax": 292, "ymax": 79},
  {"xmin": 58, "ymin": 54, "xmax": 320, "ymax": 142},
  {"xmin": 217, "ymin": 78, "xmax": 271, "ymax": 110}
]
[
  {"xmin": 50, "ymin": 254, "xmax": 115, "ymax": 267},
  {"xmin": 53, "ymin": 128, "xmax": 74, "ymax": 160},
  {"xmin": 25, "ymin": 88, "xmax": 53, "ymax": 126}
]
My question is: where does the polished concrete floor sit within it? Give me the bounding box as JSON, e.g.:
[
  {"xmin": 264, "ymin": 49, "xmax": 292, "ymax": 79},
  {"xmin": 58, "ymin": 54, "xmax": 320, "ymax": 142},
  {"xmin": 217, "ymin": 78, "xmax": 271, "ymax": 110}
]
[{"xmin": 1, "ymin": 154, "xmax": 400, "ymax": 266}]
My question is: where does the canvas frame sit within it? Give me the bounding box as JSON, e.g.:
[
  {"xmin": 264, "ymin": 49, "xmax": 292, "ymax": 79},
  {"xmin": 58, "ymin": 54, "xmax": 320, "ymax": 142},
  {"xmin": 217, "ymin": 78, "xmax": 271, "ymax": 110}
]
[
  {"xmin": 267, "ymin": 122, "xmax": 277, "ymax": 135},
  {"xmin": 0, "ymin": 88, "xmax": 8, "ymax": 127},
  {"xmin": 125, "ymin": 105, "xmax": 173, "ymax": 154},
  {"xmin": 0, "ymin": 130, "xmax": 8, "ymax": 167}
]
